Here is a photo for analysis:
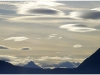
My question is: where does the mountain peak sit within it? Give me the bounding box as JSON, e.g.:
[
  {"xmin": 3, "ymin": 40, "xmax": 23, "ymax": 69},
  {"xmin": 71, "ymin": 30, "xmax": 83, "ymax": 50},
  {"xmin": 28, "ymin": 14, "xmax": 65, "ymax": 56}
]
[
  {"xmin": 27, "ymin": 61, "xmax": 35, "ymax": 64},
  {"xmin": 24, "ymin": 61, "xmax": 41, "ymax": 68}
]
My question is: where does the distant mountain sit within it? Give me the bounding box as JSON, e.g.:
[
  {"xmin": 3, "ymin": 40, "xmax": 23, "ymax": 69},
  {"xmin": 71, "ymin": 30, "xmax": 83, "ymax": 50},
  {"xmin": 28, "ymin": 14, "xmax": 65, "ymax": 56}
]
[
  {"xmin": 0, "ymin": 60, "xmax": 43, "ymax": 74},
  {"xmin": 24, "ymin": 61, "xmax": 41, "ymax": 68},
  {"xmin": 77, "ymin": 48, "xmax": 100, "ymax": 70},
  {"xmin": 56, "ymin": 62, "xmax": 80, "ymax": 68},
  {"xmin": 40, "ymin": 62, "xmax": 80, "ymax": 68}
]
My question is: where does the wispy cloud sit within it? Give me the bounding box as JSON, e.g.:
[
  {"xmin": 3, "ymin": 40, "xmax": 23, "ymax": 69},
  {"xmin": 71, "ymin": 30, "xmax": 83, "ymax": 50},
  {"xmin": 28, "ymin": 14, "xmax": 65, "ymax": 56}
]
[
  {"xmin": 47, "ymin": 34, "xmax": 57, "ymax": 39},
  {"xmin": 0, "ymin": 55, "xmax": 34, "ymax": 65},
  {"xmin": 50, "ymin": 34, "xmax": 58, "ymax": 36},
  {"xmin": 36, "ymin": 56, "xmax": 71, "ymax": 61},
  {"xmin": 73, "ymin": 44, "xmax": 82, "ymax": 48},
  {"xmin": 56, "ymin": 52, "xmax": 60, "ymax": 53},
  {"xmin": 4, "ymin": 36, "xmax": 29, "ymax": 42},
  {"xmin": 59, "ymin": 24, "xmax": 97, "ymax": 32},
  {"xmin": 57, "ymin": 37, "xmax": 62, "ymax": 39}
]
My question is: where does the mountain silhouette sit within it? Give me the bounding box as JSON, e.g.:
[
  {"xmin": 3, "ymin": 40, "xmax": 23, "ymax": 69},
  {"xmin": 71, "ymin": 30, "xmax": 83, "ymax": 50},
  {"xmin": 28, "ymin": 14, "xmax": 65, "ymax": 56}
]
[
  {"xmin": 0, "ymin": 60, "xmax": 13, "ymax": 68},
  {"xmin": 77, "ymin": 48, "xmax": 100, "ymax": 69},
  {"xmin": 24, "ymin": 61, "xmax": 41, "ymax": 68},
  {"xmin": 0, "ymin": 48, "xmax": 100, "ymax": 74}
]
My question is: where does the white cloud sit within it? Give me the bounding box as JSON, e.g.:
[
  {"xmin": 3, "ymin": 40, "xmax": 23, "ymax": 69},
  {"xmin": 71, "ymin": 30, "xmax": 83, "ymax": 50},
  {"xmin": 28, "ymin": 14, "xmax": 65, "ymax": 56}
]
[
  {"xmin": 47, "ymin": 34, "xmax": 56, "ymax": 39},
  {"xmin": 74, "ymin": 58, "xmax": 85, "ymax": 61},
  {"xmin": 91, "ymin": 8, "xmax": 100, "ymax": 11},
  {"xmin": 48, "ymin": 35, "xmax": 56, "ymax": 38},
  {"xmin": 50, "ymin": 34, "xmax": 58, "ymax": 36},
  {"xmin": 47, "ymin": 34, "xmax": 63, "ymax": 39},
  {"xmin": 36, "ymin": 56, "xmax": 71, "ymax": 61},
  {"xmin": 33, "ymin": 1, "xmax": 65, "ymax": 7},
  {"xmin": 69, "ymin": 11, "xmax": 82, "ymax": 19},
  {"xmin": 58, "ymin": 37, "xmax": 62, "ymax": 39},
  {"xmin": 59, "ymin": 24, "xmax": 96, "ymax": 32},
  {"xmin": 4, "ymin": 36, "xmax": 29, "ymax": 42},
  {"xmin": 73, "ymin": 44, "xmax": 82, "ymax": 48}
]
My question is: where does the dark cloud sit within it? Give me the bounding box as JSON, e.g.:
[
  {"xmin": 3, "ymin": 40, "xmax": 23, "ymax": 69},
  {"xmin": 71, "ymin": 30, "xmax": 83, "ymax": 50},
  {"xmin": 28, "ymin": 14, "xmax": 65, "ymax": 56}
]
[
  {"xmin": 28, "ymin": 8, "xmax": 58, "ymax": 15},
  {"xmin": 74, "ymin": 24, "xmax": 87, "ymax": 27},
  {"xmin": 69, "ymin": 10, "xmax": 100, "ymax": 20},
  {"xmin": 80, "ymin": 11, "xmax": 100, "ymax": 19},
  {"xmin": 21, "ymin": 47, "xmax": 31, "ymax": 50},
  {"xmin": 0, "ymin": 45, "xmax": 9, "ymax": 49}
]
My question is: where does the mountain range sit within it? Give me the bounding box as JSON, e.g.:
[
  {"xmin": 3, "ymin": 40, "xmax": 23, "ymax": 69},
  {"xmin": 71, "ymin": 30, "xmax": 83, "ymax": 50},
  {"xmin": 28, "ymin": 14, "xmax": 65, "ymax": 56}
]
[{"xmin": 0, "ymin": 48, "xmax": 100, "ymax": 74}]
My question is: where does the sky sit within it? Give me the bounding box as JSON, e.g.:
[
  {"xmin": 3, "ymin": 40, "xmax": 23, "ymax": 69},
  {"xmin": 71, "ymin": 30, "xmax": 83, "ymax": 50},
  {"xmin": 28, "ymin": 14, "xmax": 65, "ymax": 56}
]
[{"xmin": 0, "ymin": 1, "xmax": 100, "ymax": 67}]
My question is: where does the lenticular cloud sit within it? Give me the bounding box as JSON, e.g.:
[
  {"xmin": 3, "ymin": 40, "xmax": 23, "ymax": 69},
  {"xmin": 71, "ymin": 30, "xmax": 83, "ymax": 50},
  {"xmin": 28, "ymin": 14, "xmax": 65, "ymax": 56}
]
[
  {"xmin": 4, "ymin": 36, "xmax": 29, "ymax": 42},
  {"xmin": 59, "ymin": 24, "xmax": 96, "ymax": 32}
]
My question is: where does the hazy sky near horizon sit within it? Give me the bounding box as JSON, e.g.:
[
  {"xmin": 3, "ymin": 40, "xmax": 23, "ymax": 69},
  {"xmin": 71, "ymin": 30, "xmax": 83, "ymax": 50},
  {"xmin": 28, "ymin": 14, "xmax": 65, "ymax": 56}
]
[{"xmin": 0, "ymin": 1, "xmax": 100, "ymax": 65}]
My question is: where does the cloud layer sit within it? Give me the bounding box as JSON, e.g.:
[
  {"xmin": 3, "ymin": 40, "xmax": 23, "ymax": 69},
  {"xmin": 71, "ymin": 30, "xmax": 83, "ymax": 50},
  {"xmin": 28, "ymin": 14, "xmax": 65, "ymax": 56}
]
[
  {"xmin": 0, "ymin": 55, "xmax": 81, "ymax": 68},
  {"xmin": 36, "ymin": 56, "xmax": 71, "ymax": 61}
]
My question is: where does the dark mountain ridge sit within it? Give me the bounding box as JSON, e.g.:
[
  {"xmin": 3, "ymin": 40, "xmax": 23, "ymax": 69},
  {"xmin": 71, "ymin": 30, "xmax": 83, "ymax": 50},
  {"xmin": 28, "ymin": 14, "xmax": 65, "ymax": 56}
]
[
  {"xmin": 78, "ymin": 48, "xmax": 100, "ymax": 69},
  {"xmin": 0, "ymin": 48, "xmax": 100, "ymax": 74}
]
